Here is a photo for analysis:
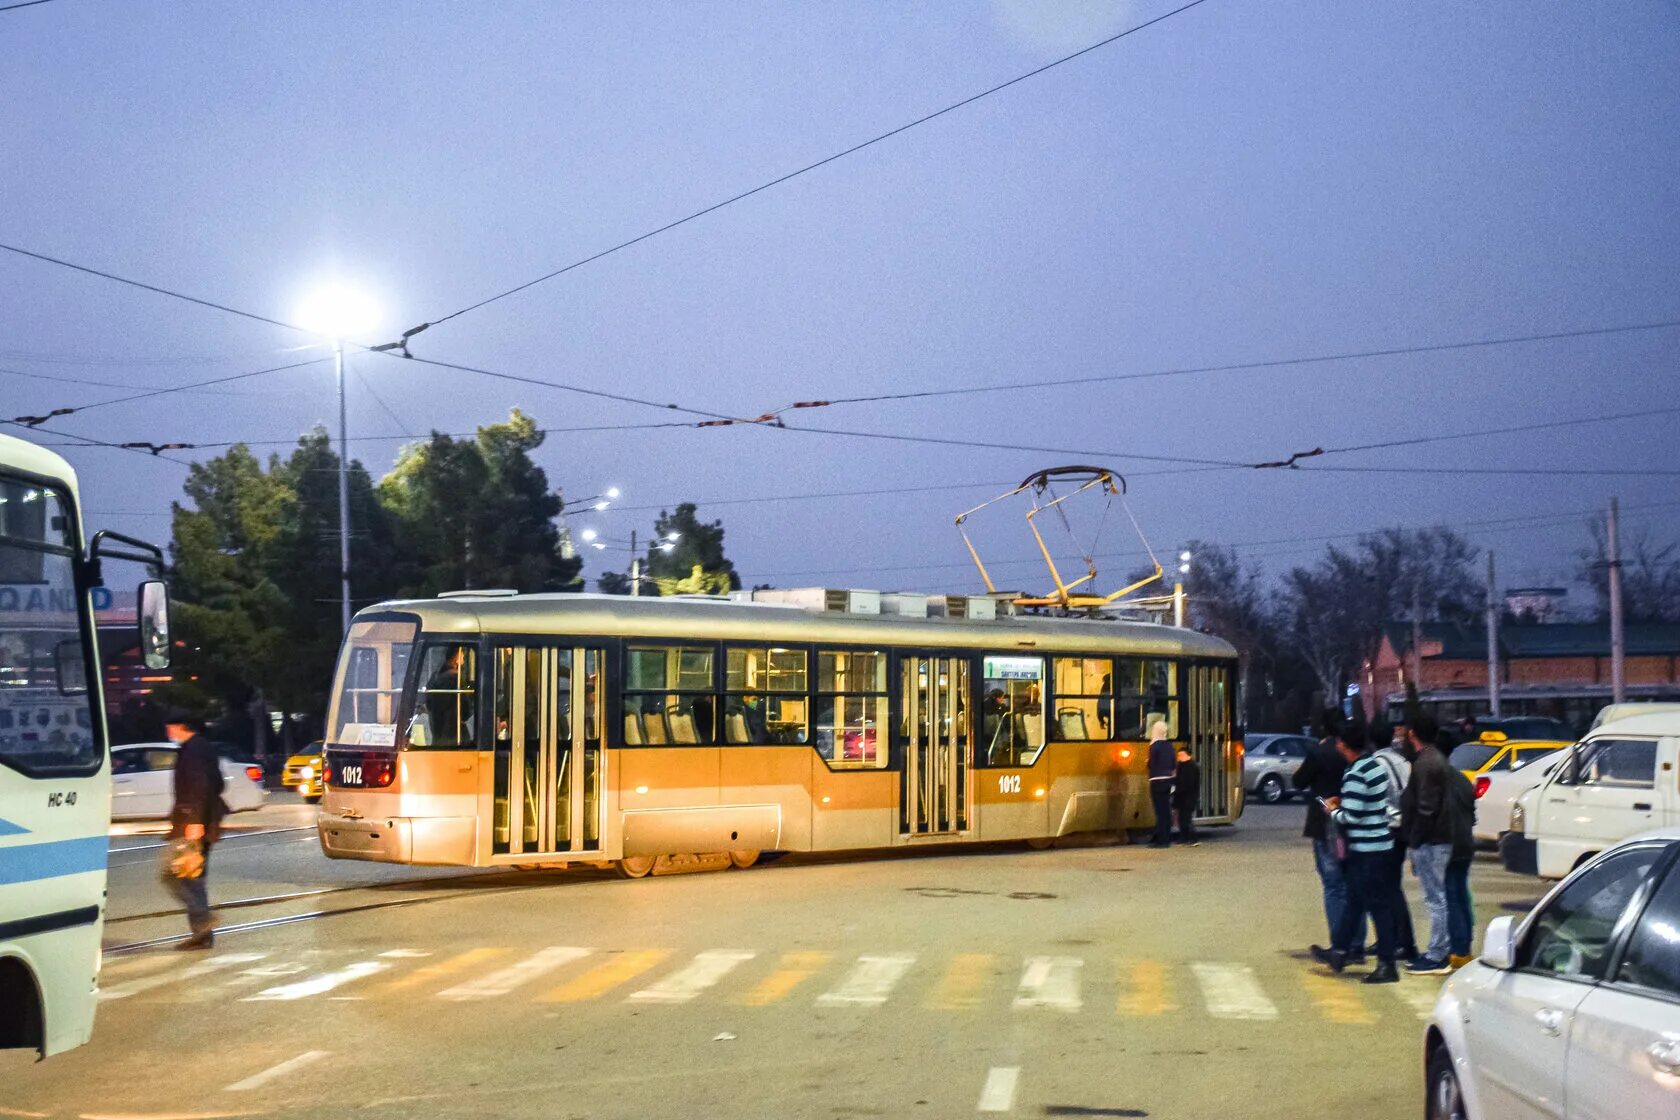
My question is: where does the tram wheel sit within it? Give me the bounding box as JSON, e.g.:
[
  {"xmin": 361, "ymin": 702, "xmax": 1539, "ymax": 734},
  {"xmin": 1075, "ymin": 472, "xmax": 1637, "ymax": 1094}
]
[
  {"xmin": 1026, "ymin": 837, "xmax": 1056, "ymax": 851},
  {"xmin": 616, "ymin": 855, "xmax": 657, "ymax": 879},
  {"xmin": 728, "ymin": 849, "xmax": 760, "ymax": 869}
]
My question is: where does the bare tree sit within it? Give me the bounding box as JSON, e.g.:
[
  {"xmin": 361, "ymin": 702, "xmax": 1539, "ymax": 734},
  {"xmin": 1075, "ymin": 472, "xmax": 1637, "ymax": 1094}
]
[{"xmin": 1577, "ymin": 522, "xmax": 1680, "ymax": 623}]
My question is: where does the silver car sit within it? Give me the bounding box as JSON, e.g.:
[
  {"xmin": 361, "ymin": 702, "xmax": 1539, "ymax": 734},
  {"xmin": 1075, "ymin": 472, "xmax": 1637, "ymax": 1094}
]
[{"xmin": 1244, "ymin": 732, "xmax": 1315, "ymax": 804}]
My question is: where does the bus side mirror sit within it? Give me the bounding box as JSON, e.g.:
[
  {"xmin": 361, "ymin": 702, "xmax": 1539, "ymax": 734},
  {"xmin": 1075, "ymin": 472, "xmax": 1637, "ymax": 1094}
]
[{"xmin": 139, "ymin": 580, "xmax": 171, "ymax": 670}]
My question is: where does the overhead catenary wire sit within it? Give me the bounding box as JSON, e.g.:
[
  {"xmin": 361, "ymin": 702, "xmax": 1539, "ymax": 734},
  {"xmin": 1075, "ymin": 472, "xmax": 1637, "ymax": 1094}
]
[
  {"xmin": 402, "ymin": 0, "xmax": 1214, "ymax": 338},
  {"xmin": 0, "ymin": 0, "xmax": 61, "ymax": 11}
]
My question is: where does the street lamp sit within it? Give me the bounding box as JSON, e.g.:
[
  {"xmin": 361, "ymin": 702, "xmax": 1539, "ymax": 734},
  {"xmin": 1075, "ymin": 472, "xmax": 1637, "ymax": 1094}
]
[
  {"xmin": 297, "ymin": 280, "xmax": 381, "ymax": 634},
  {"xmin": 1174, "ymin": 549, "xmax": 1192, "ymax": 627}
]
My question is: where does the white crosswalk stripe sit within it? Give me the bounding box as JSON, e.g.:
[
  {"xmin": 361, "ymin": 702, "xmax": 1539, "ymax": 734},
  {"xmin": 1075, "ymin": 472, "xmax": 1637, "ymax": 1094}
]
[
  {"xmin": 1191, "ymin": 961, "xmax": 1279, "ymax": 1021},
  {"xmin": 99, "ymin": 953, "xmax": 266, "ymax": 1001},
  {"xmin": 628, "ymin": 951, "xmax": 757, "ymax": 1004},
  {"xmin": 1013, "ymin": 956, "xmax": 1083, "ymax": 1012},
  {"xmin": 437, "ymin": 946, "xmax": 592, "ymax": 1001},
  {"xmin": 246, "ymin": 960, "xmax": 392, "ymax": 1001},
  {"xmin": 816, "ymin": 954, "xmax": 917, "ymax": 1007}
]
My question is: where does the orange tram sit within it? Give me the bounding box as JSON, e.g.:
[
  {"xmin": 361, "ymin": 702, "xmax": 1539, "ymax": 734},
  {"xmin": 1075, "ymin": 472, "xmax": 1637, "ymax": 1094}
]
[{"xmin": 318, "ymin": 589, "xmax": 1243, "ymax": 876}]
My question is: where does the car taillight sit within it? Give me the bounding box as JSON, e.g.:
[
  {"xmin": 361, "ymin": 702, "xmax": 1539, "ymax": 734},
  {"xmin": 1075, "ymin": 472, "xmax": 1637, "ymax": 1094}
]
[
  {"xmin": 1474, "ymin": 776, "xmax": 1491, "ymax": 799},
  {"xmin": 244, "ymin": 765, "xmax": 264, "ymax": 783}
]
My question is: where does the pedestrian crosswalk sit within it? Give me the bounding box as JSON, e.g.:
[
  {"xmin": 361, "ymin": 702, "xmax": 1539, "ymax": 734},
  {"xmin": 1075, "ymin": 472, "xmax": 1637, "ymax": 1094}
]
[{"xmin": 96, "ymin": 944, "xmax": 1450, "ymax": 1024}]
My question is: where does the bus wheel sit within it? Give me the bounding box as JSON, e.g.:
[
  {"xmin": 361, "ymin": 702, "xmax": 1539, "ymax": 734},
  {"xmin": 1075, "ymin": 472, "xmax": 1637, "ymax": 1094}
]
[
  {"xmin": 617, "ymin": 855, "xmax": 657, "ymax": 879},
  {"xmin": 1026, "ymin": 837, "xmax": 1056, "ymax": 851},
  {"xmin": 729, "ymin": 850, "xmax": 760, "ymax": 869}
]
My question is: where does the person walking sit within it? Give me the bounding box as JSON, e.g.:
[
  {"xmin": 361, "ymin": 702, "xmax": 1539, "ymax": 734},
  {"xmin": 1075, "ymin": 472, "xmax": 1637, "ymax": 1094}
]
[
  {"xmin": 1401, "ymin": 713, "xmax": 1455, "ymax": 975},
  {"xmin": 164, "ymin": 710, "xmax": 225, "ymax": 949},
  {"xmin": 1173, "ymin": 746, "xmax": 1201, "ymax": 846},
  {"xmin": 1444, "ymin": 763, "xmax": 1479, "ymax": 970},
  {"xmin": 1296, "ymin": 717, "xmax": 1365, "ymax": 962},
  {"xmin": 1146, "ymin": 721, "xmax": 1176, "ymax": 848},
  {"xmin": 1369, "ymin": 722, "xmax": 1418, "ymax": 963},
  {"xmin": 1325, "ymin": 733, "xmax": 1400, "ymax": 983}
]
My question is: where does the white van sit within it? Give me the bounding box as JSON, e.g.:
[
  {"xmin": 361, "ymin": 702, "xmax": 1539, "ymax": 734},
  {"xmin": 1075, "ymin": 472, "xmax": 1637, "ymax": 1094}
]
[{"xmin": 1501, "ymin": 711, "xmax": 1680, "ymax": 879}]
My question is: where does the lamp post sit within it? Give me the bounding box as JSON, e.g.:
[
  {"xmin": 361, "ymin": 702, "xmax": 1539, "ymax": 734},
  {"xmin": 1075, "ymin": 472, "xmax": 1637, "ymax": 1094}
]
[
  {"xmin": 1174, "ymin": 550, "xmax": 1192, "ymax": 628},
  {"xmin": 297, "ymin": 281, "xmax": 381, "ymax": 634}
]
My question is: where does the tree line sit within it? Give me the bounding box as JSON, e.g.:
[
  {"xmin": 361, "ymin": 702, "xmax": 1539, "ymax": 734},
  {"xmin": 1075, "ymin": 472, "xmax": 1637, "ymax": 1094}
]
[{"xmin": 161, "ymin": 411, "xmax": 739, "ymax": 732}]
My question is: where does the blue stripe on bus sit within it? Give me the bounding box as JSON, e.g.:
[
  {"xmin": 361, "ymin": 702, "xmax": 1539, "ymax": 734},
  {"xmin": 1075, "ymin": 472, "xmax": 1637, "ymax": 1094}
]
[
  {"xmin": 0, "ymin": 836, "xmax": 108, "ymax": 885},
  {"xmin": 0, "ymin": 816, "xmax": 29, "ymax": 837}
]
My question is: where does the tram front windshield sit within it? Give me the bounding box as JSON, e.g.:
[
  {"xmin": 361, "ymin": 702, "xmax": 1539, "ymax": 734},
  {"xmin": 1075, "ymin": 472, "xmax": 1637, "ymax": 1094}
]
[{"xmin": 327, "ymin": 616, "xmax": 418, "ymax": 748}]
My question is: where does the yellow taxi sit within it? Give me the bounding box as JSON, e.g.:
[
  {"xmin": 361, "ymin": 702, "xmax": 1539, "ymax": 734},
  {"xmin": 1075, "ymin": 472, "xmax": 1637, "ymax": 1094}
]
[
  {"xmin": 282, "ymin": 740, "xmax": 325, "ymax": 802},
  {"xmin": 1449, "ymin": 731, "xmax": 1571, "ymax": 787}
]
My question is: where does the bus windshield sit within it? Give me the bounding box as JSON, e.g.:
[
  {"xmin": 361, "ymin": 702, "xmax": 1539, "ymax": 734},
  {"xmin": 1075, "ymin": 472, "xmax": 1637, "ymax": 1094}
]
[
  {"xmin": 327, "ymin": 616, "xmax": 418, "ymax": 748},
  {"xmin": 0, "ymin": 477, "xmax": 98, "ymax": 775}
]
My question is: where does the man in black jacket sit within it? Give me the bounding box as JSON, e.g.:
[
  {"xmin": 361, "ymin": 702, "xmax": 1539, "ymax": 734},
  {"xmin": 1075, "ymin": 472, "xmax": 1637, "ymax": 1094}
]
[
  {"xmin": 1146, "ymin": 721, "xmax": 1176, "ymax": 848},
  {"xmin": 1401, "ymin": 714, "xmax": 1454, "ymax": 974},
  {"xmin": 166, "ymin": 711, "xmax": 225, "ymax": 949},
  {"xmin": 1294, "ymin": 717, "xmax": 1365, "ymax": 961}
]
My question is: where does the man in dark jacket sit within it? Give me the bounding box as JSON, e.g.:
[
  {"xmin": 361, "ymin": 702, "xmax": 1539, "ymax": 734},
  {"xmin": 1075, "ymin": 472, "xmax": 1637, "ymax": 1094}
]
[
  {"xmin": 1173, "ymin": 746, "xmax": 1201, "ymax": 846},
  {"xmin": 1294, "ymin": 717, "xmax": 1365, "ymax": 960},
  {"xmin": 1146, "ymin": 721, "xmax": 1176, "ymax": 848},
  {"xmin": 1400, "ymin": 714, "xmax": 1454, "ymax": 974},
  {"xmin": 166, "ymin": 711, "xmax": 225, "ymax": 949},
  {"xmin": 1444, "ymin": 765, "xmax": 1478, "ymax": 969}
]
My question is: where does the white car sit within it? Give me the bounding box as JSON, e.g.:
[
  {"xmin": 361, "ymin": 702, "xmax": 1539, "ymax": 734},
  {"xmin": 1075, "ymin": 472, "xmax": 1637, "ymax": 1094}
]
[
  {"xmin": 1473, "ymin": 746, "xmax": 1572, "ymax": 846},
  {"xmin": 1426, "ymin": 830, "xmax": 1680, "ymax": 1119},
  {"xmin": 109, "ymin": 742, "xmax": 267, "ymax": 820}
]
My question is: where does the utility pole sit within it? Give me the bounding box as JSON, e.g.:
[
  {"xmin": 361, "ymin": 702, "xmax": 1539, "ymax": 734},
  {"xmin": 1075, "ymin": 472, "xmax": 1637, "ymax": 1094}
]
[
  {"xmin": 630, "ymin": 528, "xmax": 641, "ymax": 598},
  {"xmin": 1409, "ymin": 584, "xmax": 1423, "ymax": 694},
  {"xmin": 1486, "ymin": 551, "xmax": 1501, "ymax": 718},
  {"xmin": 335, "ymin": 339, "xmax": 352, "ymax": 634},
  {"xmin": 1609, "ymin": 497, "xmax": 1626, "ymax": 702}
]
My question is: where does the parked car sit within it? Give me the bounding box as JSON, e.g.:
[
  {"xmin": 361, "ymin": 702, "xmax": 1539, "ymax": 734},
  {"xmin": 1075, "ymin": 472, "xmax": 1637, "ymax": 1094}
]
[
  {"xmin": 1425, "ymin": 830, "xmax": 1680, "ymax": 1119},
  {"xmin": 283, "ymin": 740, "xmax": 325, "ymax": 802},
  {"xmin": 1501, "ymin": 711, "xmax": 1680, "ymax": 879},
  {"xmin": 109, "ymin": 742, "xmax": 267, "ymax": 821},
  {"xmin": 1472, "ymin": 745, "xmax": 1572, "ymax": 847},
  {"xmin": 1243, "ymin": 732, "xmax": 1316, "ymax": 804},
  {"xmin": 1449, "ymin": 731, "xmax": 1571, "ymax": 781}
]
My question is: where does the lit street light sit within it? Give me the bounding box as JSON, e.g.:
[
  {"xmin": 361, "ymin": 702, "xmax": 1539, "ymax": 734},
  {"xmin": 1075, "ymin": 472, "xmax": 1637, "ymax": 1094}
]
[{"xmin": 297, "ymin": 280, "xmax": 381, "ymax": 634}]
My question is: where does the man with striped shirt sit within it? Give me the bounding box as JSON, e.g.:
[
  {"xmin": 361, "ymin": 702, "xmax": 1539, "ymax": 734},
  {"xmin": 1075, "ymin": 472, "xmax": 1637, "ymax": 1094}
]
[{"xmin": 1324, "ymin": 733, "xmax": 1401, "ymax": 983}]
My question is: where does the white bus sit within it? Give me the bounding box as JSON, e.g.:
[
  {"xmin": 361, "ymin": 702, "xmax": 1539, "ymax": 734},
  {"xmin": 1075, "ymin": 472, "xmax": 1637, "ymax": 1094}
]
[{"xmin": 0, "ymin": 433, "xmax": 169, "ymax": 1058}]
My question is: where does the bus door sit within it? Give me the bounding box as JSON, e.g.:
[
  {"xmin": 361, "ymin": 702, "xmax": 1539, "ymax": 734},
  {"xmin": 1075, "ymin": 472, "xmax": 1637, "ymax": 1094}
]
[
  {"xmin": 899, "ymin": 655, "xmax": 971, "ymax": 835},
  {"xmin": 1185, "ymin": 663, "xmax": 1231, "ymax": 820},
  {"xmin": 492, "ymin": 645, "xmax": 605, "ymax": 857}
]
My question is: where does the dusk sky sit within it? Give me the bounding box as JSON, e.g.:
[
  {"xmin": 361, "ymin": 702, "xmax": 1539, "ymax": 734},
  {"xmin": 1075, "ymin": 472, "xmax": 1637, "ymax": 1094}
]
[{"xmin": 5, "ymin": 1, "xmax": 1677, "ymax": 604}]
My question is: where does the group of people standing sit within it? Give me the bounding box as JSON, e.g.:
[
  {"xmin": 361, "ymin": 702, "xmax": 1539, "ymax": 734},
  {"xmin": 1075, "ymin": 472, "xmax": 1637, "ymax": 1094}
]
[{"xmin": 1294, "ymin": 712, "xmax": 1477, "ymax": 983}]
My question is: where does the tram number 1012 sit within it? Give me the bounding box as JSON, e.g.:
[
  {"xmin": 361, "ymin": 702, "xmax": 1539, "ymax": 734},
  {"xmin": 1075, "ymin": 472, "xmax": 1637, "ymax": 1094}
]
[{"xmin": 997, "ymin": 775, "xmax": 1022, "ymax": 795}]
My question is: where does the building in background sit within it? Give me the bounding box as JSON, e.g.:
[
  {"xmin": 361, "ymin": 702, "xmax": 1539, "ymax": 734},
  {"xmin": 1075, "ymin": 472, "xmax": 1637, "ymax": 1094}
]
[
  {"xmin": 1369, "ymin": 620, "xmax": 1680, "ymax": 733},
  {"xmin": 1504, "ymin": 587, "xmax": 1568, "ymax": 623}
]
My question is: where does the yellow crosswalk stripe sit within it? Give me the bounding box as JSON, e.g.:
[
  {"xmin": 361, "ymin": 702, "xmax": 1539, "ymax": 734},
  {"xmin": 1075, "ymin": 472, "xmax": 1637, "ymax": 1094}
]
[
  {"xmin": 1300, "ymin": 970, "xmax": 1376, "ymax": 1024},
  {"xmin": 375, "ymin": 947, "xmax": 509, "ymax": 995},
  {"xmin": 925, "ymin": 953, "xmax": 995, "ymax": 1010},
  {"xmin": 738, "ymin": 951, "xmax": 831, "ymax": 1006},
  {"xmin": 542, "ymin": 949, "xmax": 669, "ymax": 1003},
  {"xmin": 1117, "ymin": 959, "xmax": 1177, "ymax": 1016}
]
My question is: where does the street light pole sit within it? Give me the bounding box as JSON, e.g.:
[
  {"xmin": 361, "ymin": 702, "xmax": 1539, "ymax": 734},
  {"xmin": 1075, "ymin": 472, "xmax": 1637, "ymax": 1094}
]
[
  {"xmin": 335, "ymin": 339, "xmax": 352, "ymax": 634},
  {"xmin": 630, "ymin": 528, "xmax": 640, "ymax": 597}
]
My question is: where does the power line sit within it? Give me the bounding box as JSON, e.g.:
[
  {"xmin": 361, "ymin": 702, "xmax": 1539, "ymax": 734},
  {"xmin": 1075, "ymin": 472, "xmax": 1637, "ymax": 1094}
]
[
  {"xmin": 349, "ymin": 355, "xmax": 413, "ymax": 438},
  {"xmin": 0, "ymin": 0, "xmax": 61, "ymax": 11},
  {"xmin": 403, "ymin": 0, "xmax": 1214, "ymax": 336},
  {"xmin": 379, "ymin": 351, "xmax": 732, "ymax": 422},
  {"xmin": 793, "ymin": 318, "xmax": 1680, "ymax": 410},
  {"xmin": 779, "ymin": 421, "xmax": 1247, "ymax": 468},
  {"xmin": 3, "ymin": 355, "xmax": 333, "ymax": 427}
]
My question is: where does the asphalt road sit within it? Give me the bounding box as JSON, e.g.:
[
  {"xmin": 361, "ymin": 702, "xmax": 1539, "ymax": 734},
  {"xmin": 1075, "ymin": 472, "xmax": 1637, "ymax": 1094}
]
[{"xmin": 5, "ymin": 800, "xmax": 1547, "ymax": 1120}]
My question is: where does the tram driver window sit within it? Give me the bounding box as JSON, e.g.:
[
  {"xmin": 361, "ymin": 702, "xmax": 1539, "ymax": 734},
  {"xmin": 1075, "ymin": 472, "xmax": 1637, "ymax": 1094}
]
[
  {"xmin": 624, "ymin": 645, "xmax": 715, "ymax": 746},
  {"xmin": 725, "ymin": 647, "xmax": 808, "ymax": 744},
  {"xmin": 814, "ymin": 650, "xmax": 888, "ymax": 769},
  {"xmin": 408, "ymin": 644, "xmax": 478, "ymax": 748},
  {"xmin": 981, "ymin": 655, "xmax": 1045, "ymax": 766},
  {"xmin": 1052, "ymin": 657, "xmax": 1112, "ymax": 741}
]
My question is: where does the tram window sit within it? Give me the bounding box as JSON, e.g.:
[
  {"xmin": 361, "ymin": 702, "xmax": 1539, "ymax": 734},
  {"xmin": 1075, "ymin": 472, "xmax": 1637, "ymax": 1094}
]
[
  {"xmin": 724, "ymin": 647, "xmax": 808, "ymax": 745},
  {"xmin": 1112, "ymin": 658, "xmax": 1178, "ymax": 740},
  {"xmin": 624, "ymin": 645, "xmax": 715, "ymax": 746},
  {"xmin": 980, "ymin": 655, "xmax": 1045, "ymax": 767},
  {"xmin": 1052, "ymin": 657, "xmax": 1112, "ymax": 741},
  {"xmin": 329, "ymin": 617, "xmax": 418, "ymax": 746},
  {"xmin": 407, "ymin": 644, "xmax": 478, "ymax": 748},
  {"xmin": 814, "ymin": 650, "xmax": 887, "ymax": 768}
]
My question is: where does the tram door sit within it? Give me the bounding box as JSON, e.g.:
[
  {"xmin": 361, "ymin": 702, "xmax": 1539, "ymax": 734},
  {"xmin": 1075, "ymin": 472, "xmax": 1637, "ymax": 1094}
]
[
  {"xmin": 492, "ymin": 646, "xmax": 604, "ymax": 857},
  {"xmin": 900, "ymin": 656, "xmax": 971, "ymax": 835},
  {"xmin": 1185, "ymin": 663, "xmax": 1231, "ymax": 820}
]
